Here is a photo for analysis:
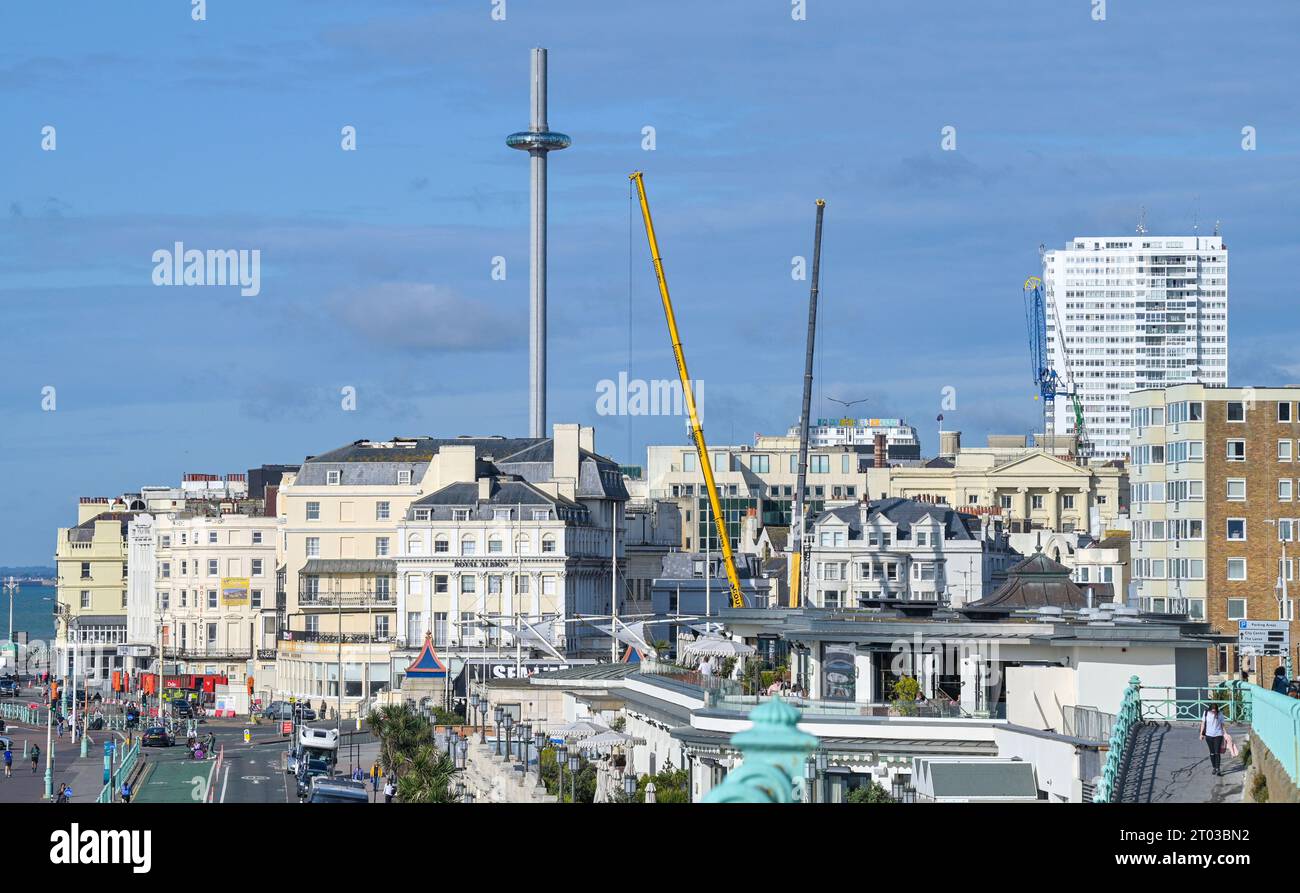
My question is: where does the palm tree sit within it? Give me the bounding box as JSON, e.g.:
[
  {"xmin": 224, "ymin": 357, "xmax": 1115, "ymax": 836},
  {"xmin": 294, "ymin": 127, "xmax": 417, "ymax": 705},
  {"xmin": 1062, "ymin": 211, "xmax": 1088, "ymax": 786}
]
[
  {"xmin": 366, "ymin": 704, "xmax": 432, "ymax": 781},
  {"xmin": 395, "ymin": 744, "xmax": 458, "ymax": 803}
]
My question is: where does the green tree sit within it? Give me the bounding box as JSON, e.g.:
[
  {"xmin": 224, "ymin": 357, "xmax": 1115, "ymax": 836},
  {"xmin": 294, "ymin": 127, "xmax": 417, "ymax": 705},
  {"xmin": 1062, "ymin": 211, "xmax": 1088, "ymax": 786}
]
[
  {"xmin": 846, "ymin": 780, "xmax": 895, "ymax": 804},
  {"xmin": 890, "ymin": 676, "xmax": 922, "ymax": 717},
  {"xmin": 395, "ymin": 744, "xmax": 459, "ymax": 803},
  {"xmin": 630, "ymin": 761, "xmax": 690, "ymax": 803},
  {"xmin": 366, "ymin": 704, "xmax": 433, "ymax": 781}
]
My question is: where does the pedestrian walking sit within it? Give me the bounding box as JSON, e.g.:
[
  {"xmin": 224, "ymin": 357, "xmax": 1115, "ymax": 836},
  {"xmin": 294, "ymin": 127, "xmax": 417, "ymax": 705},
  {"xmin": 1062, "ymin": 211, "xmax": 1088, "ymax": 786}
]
[
  {"xmin": 3, "ymin": 746, "xmax": 11, "ymax": 778},
  {"xmin": 64, "ymin": 783, "xmax": 73, "ymax": 802},
  {"xmin": 1272, "ymin": 666, "xmax": 1290, "ymax": 695},
  {"xmin": 120, "ymin": 780, "xmax": 131, "ymax": 804},
  {"xmin": 55, "ymin": 783, "xmax": 67, "ymax": 803},
  {"xmin": 1201, "ymin": 703, "xmax": 1226, "ymax": 776},
  {"xmin": 30, "ymin": 745, "xmax": 39, "ymax": 773},
  {"xmin": 384, "ymin": 778, "xmax": 396, "ymax": 804}
]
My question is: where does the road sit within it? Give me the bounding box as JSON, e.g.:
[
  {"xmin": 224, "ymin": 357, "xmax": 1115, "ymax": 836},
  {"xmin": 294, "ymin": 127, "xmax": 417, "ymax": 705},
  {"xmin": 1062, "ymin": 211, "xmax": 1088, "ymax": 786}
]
[{"xmin": 133, "ymin": 719, "xmax": 380, "ymax": 803}]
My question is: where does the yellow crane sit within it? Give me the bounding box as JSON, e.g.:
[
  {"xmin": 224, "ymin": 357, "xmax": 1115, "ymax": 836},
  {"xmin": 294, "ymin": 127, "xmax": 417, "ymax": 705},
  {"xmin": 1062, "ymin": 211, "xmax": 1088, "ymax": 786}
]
[{"xmin": 630, "ymin": 171, "xmax": 745, "ymax": 609}]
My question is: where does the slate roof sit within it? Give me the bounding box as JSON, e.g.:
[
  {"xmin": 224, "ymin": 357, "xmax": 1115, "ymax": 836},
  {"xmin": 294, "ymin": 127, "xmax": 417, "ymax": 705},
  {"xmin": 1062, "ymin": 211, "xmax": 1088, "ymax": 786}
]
[
  {"xmin": 815, "ymin": 497, "xmax": 976, "ymax": 541},
  {"xmin": 411, "ymin": 478, "xmax": 578, "ymax": 509},
  {"xmin": 298, "ymin": 436, "xmax": 629, "ymax": 501},
  {"xmin": 67, "ymin": 512, "xmax": 140, "ymax": 542},
  {"xmin": 960, "ymin": 548, "xmax": 1092, "ymax": 616},
  {"xmin": 918, "ymin": 759, "xmax": 1038, "ymax": 800},
  {"xmin": 532, "ymin": 663, "xmax": 640, "ymax": 682}
]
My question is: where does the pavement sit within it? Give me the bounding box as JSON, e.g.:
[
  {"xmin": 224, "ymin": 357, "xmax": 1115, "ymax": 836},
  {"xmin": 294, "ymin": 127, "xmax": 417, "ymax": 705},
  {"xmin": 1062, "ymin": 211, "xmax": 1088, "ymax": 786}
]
[
  {"xmin": 1119, "ymin": 721, "xmax": 1247, "ymax": 803},
  {"xmin": 0, "ymin": 715, "xmax": 127, "ymax": 803}
]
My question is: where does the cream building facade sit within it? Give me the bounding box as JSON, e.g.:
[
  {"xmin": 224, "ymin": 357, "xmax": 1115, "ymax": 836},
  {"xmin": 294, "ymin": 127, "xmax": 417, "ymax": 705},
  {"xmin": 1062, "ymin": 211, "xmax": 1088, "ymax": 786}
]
[{"xmin": 277, "ymin": 423, "xmax": 626, "ymax": 716}]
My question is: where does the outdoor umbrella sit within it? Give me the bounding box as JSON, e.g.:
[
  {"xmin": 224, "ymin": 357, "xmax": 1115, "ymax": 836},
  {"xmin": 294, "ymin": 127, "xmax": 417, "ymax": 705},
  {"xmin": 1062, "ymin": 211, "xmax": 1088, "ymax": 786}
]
[
  {"xmin": 546, "ymin": 719, "xmax": 609, "ymax": 740},
  {"xmin": 680, "ymin": 636, "xmax": 756, "ymax": 658},
  {"xmin": 576, "ymin": 730, "xmax": 645, "ymax": 751}
]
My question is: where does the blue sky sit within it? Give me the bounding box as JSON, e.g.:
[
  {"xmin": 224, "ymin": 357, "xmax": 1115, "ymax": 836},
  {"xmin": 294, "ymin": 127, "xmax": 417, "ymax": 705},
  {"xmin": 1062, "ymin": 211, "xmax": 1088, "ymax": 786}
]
[{"xmin": 3, "ymin": 0, "xmax": 1299, "ymax": 565}]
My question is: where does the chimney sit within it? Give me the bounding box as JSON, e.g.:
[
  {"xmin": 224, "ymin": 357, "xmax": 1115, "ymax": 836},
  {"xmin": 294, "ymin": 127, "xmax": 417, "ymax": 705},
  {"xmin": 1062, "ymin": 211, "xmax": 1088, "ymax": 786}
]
[
  {"xmin": 552, "ymin": 423, "xmax": 581, "ymax": 486},
  {"xmin": 578, "ymin": 425, "xmax": 595, "ymax": 453},
  {"xmin": 478, "ymin": 477, "xmax": 493, "ymax": 501},
  {"xmin": 264, "ymin": 485, "xmax": 279, "ymax": 518},
  {"xmin": 940, "ymin": 430, "xmax": 961, "ymax": 460},
  {"xmin": 859, "ymin": 495, "xmax": 869, "ymax": 531},
  {"xmin": 873, "ymin": 433, "xmax": 887, "ymax": 468},
  {"xmin": 743, "ymin": 506, "xmax": 758, "ymax": 550}
]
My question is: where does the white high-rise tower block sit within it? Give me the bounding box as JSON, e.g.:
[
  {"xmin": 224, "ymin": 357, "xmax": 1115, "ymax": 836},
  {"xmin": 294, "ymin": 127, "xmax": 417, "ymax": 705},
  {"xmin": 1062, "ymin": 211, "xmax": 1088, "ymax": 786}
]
[{"xmin": 1042, "ymin": 234, "xmax": 1229, "ymax": 461}]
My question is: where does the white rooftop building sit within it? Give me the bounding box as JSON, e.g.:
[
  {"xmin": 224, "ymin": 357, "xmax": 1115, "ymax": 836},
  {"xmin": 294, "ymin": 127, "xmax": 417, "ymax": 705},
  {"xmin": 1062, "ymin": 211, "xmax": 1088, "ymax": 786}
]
[{"xmin": 1042, "ymin": 234, "xmax": 1228, "ymax": 461}]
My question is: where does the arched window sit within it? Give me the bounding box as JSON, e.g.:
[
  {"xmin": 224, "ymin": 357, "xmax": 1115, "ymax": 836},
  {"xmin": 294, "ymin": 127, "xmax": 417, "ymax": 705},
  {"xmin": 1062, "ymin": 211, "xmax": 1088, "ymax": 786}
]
[
  {"xmin": 406, "ymin": 533, "xmax": 424, "ymax": 556},
  {"xmin": 488, "ymin": 536, "xmax": 503, "ymax": 554},
  {"xmin": 516, "ymin": 534, "xmax": 531, "ymax": 555},
  {"xmin": 434, "ymin": 535, "xmax": 449, "ymax": 554},
  {"xmin": 541, "ymin": 535, "xmax": 557, "ymax": 554},
  {"xmin": 461, "ymin": 536, "xmax": 477, "ymax": 556}
]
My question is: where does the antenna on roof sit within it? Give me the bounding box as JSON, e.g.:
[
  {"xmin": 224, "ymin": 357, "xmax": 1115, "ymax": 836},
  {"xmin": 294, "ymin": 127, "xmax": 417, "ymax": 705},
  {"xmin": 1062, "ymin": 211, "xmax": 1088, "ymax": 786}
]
[{"xmin": 1135, "ymin": 206, "xmax": 1147, "ymax": 235}]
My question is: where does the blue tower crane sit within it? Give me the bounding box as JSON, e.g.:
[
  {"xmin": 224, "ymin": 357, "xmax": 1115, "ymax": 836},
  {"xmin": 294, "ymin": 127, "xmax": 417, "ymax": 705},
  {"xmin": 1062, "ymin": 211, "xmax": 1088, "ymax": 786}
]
[{"xmin": 1023, "ymin": 276, "xmax": 1087, "ymax": 455}]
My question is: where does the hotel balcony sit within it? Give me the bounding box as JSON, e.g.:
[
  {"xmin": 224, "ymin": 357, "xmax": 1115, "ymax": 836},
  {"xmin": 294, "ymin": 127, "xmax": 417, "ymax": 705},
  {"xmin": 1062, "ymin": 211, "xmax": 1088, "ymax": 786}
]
[{"xmin": 298, "ymin": 591, "xmax": 396, "ymax": 611}]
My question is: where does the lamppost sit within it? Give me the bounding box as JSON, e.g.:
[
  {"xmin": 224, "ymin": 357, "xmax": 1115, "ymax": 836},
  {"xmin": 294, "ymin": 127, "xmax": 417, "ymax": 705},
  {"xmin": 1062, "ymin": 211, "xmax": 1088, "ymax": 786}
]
[
  {"xmin": 816, "ymin": 749, "xmax": 829, "ymax": 804},
  {"xmin": 556, "ymin": 742, "xmax": 567, "ymax": 800},
  {"xmin": 567, "ymin": 750, "xmax": 580, "ymax": 803},
  {"xmin": 533, "ymin": 728, "xmax": 546, "ymax": 787},
  {"xmin": 622, "ymin": 770, "xmax": 637, "ymax": 802},
  {"xmin": 502, "ymin": 714, "xmax": 514, "ymax": 764},
  {"xmin": 456, "ymin": 738, "xmax": 468, "ymax": 771},
  {"xmin": 804, "ymin": 755, "xmax": 817, "ymax": 803},
  {"xmin": 519, "ymin": 722, "xmax": 532, "ymax": 770},
  {"xmin": 493, "ymin": 707, "xmax": 504, "ymax": 756}
]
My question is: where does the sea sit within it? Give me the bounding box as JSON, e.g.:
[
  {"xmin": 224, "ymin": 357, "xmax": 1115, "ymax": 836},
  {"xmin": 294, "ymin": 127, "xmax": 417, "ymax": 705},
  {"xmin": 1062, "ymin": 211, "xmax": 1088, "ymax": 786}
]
[{"xmin": 5, "ymin": 583, "xmax": 57, "ymax": 643}]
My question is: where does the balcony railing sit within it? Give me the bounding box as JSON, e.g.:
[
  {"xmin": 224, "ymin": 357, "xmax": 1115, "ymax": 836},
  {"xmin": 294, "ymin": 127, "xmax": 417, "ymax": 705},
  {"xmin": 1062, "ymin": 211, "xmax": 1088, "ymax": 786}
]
[
  {"xmin": 281, "ymin": 630, "xmax": 397, "ymax": 645},
  {"xmin": 163, "ymin": 646, "xmax": 252, "ymax": 661},
  {"xmin": 707, "ymin": 692, "xmax": 982, "ymax": 719},
  {"xmin": 299, "ymin": 591, "xmax": 395, "ymax": 609}
]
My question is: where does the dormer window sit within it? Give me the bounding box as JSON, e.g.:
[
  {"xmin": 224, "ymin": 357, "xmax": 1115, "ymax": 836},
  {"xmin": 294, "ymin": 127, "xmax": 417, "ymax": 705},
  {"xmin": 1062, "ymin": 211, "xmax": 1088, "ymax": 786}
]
[
  {"xmin": 452, "ymin": 509, "xmax": 471, "ymax": 521},
  {"xmin": 397, "ymin": 470, "xmax": 412, "ymax": 485},
  {"xmin": 414, "ymin": 508, "xmax": 431, "ymax": 521},
  {"xmin": 327, "ymin": 470, "xmax": 341, "ymax": 485}
]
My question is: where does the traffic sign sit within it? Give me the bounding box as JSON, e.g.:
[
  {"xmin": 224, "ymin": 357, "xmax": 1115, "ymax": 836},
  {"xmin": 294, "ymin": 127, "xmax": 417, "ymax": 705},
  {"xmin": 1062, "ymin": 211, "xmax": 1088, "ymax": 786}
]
[{"xmin": 1238, "ymin": 619, "xmax": 1290, "ymax": 656}]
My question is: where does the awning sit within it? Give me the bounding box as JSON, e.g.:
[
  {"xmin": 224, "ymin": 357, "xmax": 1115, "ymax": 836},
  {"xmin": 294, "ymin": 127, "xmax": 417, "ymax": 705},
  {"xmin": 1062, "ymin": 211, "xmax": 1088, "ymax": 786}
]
[{"xmin": 299, "ymin": 558, "xmax": 396, "ymax": 575}]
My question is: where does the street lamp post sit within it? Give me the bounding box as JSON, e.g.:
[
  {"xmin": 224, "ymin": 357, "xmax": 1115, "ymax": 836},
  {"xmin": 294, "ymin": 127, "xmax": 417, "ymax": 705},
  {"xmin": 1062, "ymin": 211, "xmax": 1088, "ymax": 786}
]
[
  {"xmin": 816, "ymin": 749, "xmax": 829, "ymax": 804},
  {"xmin": 804, "ymin": 756, "xmax": 817, "ymax": 803},
  {"xmin": 567, "ymin": 751, "xmax": 579, "ymax": 803},
  {"xmin": 502, "ymin": 715, "xmax": 514, "ymax": 764},
  {"xmin": 519, "ymin": 722, "xmax": 532, "ymax": 770},
  {"xmin": 493, "ymin": 707, "xmax": 504, "ymax": 756},
  {"xmin": 533, "ymin": 728, "xmax": 546, "ymax": 787},
  {"xmin": 556, "ymin": 743, "xmax": 567, "ymax": 801},
  {"xmin": 623, "ymin": 770, "xmax": 637, "ymax": 802}
]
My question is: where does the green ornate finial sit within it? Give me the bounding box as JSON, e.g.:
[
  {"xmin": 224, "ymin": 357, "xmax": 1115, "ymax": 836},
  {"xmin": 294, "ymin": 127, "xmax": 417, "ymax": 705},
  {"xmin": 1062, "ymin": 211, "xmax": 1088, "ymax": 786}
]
[{"xmin": 704, "ymin": 696, "xmax": 819, "ymax": 803}]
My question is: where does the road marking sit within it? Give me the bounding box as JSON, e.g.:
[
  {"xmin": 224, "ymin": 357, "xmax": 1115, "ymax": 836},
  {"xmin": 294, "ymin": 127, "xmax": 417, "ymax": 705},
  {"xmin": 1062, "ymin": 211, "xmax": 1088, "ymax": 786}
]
[
  {"xmin": 220, "ymin": 765, "xmax": 230, "ymax": 803},
  {"xmin": 242, "ymin": 775, "xmax": 269, "ymax": 784}
]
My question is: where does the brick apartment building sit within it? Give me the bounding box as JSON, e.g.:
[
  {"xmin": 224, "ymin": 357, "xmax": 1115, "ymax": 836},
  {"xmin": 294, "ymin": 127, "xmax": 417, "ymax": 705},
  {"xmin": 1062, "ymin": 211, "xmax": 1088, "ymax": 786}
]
[{"xmin": 1132, "ymin": 384, "xmax": 1299, "ymax": 681}]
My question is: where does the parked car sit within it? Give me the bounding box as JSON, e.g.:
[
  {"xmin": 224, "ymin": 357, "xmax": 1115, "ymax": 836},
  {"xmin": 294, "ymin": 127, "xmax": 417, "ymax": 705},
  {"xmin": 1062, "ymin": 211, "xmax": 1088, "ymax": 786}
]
[
  {"xmin": 263, "ymin": 701, "xmax": 293, "ymax": 721},
  {"xmin": 297, "ymin": 707, "xmax": 317, "ymax": 722},
  {"xmin": 0, "ymin": 679, "xmax": 19, "ymax": 697},
  {"xmin": 308, "ymin": 778, "xmax": 368, "ymax": 804},
  {"xmin": 141, "ymin": 726, "xmax": 174, "ymax": 748}
]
